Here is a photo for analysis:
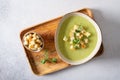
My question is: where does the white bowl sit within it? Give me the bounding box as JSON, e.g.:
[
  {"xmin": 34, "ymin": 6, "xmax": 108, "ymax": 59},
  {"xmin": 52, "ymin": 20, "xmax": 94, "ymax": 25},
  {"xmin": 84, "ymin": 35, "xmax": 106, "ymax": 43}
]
[{"xmin": 55, "ymin": 12, "xmax": 102, "ymax": 65}]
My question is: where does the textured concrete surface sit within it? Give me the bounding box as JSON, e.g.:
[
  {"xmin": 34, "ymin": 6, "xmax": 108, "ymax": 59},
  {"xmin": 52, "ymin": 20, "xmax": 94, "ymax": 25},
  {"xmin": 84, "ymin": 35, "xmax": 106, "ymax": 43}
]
[{"xmin": 0, "ymin": 0, "xmax": 120, "ymax": 80}]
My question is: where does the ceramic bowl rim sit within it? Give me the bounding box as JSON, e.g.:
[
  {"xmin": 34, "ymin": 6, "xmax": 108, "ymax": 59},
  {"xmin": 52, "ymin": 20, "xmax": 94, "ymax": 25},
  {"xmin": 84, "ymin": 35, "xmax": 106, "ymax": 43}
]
[{"xmin": 55, "ymin": 12, "xmax": 102, "ymax": 65}]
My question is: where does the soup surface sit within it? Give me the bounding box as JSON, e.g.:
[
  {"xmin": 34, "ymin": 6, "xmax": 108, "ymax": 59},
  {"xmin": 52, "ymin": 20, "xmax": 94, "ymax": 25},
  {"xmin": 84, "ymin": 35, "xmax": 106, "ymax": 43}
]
[{"xmin": 58, "ymin": 15, "xmax": 98, "ymax": 61}]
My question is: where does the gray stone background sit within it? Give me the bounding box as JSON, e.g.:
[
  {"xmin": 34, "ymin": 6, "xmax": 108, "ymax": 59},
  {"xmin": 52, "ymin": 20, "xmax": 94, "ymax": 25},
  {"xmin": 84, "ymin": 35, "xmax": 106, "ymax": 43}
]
[{"xmin": 0, "ymin": 0, "xmax": 120, "ymax": 80}]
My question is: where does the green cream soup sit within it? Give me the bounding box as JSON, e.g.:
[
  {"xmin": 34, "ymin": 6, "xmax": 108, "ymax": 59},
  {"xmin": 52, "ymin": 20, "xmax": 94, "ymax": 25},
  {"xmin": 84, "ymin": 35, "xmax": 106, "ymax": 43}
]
[{"xmin": 58, "ymin": 15, "xmax": 98, "ymax": 61}]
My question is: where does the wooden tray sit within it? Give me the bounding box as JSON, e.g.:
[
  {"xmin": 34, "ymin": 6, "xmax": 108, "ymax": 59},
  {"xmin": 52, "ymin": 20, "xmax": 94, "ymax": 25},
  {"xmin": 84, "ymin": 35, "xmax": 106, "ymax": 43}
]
[{"xmin": 20, "ymin": 8, "xmax": 103, "ymax": 76}]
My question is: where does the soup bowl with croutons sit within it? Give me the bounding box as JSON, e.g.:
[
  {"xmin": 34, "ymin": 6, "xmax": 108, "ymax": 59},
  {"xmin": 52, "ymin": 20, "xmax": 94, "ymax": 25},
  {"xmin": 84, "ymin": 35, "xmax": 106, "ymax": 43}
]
[{"xmin": 55, "ymin": 12, "xmax": 102, "ymax": 65}]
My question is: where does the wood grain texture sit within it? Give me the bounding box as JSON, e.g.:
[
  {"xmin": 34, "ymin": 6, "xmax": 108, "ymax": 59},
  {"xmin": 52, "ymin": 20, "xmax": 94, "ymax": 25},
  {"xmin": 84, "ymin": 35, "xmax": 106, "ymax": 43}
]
[{"xmin": 20, "ymin": 8, "xmax": 100, "ymax": 75}]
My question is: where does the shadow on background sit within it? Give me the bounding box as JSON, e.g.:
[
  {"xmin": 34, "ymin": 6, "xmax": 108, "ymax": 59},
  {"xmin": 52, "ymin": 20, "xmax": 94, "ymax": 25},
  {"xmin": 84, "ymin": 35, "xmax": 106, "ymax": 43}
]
[{"xmin": 92, "ymin": 9, "xmax": 120, "ymax": 60}]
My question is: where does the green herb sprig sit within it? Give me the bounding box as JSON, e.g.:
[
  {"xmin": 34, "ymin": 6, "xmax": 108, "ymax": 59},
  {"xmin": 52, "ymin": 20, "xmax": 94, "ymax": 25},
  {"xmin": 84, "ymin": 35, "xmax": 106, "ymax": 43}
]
[{"xmin": 41, "ymin": 50, "xmax": 57, "ymax": 64}]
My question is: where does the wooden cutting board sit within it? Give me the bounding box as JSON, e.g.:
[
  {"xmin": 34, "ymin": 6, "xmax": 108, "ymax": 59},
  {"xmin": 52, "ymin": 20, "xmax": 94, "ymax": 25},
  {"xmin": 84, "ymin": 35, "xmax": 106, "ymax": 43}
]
[{"xmin": 20, "ymin": 8, "xmax": 103, "ymax": 76}]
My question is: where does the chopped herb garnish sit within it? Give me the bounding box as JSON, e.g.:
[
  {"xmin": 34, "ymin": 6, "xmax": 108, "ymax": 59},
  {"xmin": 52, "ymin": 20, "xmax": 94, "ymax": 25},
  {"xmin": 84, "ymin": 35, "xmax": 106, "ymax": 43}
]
[
  {"xmin": 41, "ymin": 49, "xmax": 57, "ymax": 64},
  {"xmin": 51, "ymin": 58, "xmax": 57, "ymax": 63},
  {"xmin": 41, "ymin": 59, "xmax": 47, "ymax": 64},
  {"xmin": 63, "ymin": 25, "xmax": 91, "ymax": 50},
  {"xmin": 73, "ymin": 39, "xmax": 80, "ymax": 44},
  {"xmin": 75, "ymin": 29, "xmax": 81, "ymax": 32}
]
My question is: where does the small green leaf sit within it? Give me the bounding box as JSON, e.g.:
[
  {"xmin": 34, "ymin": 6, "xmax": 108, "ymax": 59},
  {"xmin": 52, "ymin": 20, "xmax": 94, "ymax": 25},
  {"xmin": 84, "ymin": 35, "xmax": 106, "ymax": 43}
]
[
  {"xmin": 40, "ymin": 49, "xmax": 57, "ymax": 64},
  {"xmin": 73, "ymin": 39, "xmax": 80, "ymax": 44},
  {"xmin": 75, "ymin": 29, "xmax": 81, "ymax": 32},
  {"xmin": 73, "ymin": 39, "xmax": 77, "ymax": 44},
  {"xmin": 41, "ymin": 59, "xmax": 47, "ymax": 64},
  {"xmin": 51, "ymin": 58, "xmax": 57, "ymax": 63}
]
